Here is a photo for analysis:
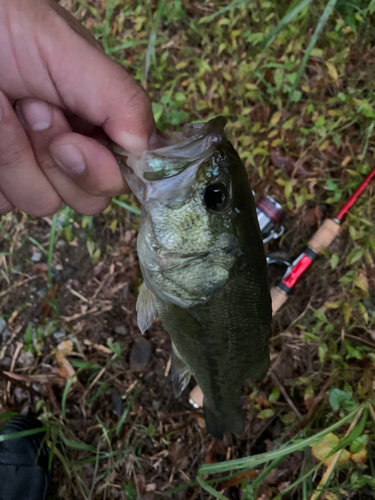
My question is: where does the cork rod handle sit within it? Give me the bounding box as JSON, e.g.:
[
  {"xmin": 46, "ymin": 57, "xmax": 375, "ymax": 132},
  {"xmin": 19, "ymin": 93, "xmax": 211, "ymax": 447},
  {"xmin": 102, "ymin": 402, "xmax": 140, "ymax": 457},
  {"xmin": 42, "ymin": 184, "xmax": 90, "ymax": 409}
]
[
  {"xmin": 270, "ymin": 286, "xmax": 288, "ymax": 314},
  {"xmin": 307, "ymin": 218, "xmax": 341, "ymax": 254}
]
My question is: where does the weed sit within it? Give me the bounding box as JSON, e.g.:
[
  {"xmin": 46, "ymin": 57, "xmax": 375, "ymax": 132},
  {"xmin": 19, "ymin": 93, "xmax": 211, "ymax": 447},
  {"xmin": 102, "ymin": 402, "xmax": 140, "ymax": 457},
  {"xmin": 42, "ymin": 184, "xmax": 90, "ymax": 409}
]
[{"xmin": 1, "ymin": 0, "xmax": 375, "ymax": 498}]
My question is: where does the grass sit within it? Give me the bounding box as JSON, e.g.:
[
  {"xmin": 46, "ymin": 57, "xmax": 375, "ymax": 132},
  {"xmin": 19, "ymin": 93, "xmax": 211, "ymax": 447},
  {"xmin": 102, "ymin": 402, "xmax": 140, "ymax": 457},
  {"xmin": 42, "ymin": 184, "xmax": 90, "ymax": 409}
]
[{"xmin": 1, "ymin": 0, "xmax": 375, "ymax": 498}]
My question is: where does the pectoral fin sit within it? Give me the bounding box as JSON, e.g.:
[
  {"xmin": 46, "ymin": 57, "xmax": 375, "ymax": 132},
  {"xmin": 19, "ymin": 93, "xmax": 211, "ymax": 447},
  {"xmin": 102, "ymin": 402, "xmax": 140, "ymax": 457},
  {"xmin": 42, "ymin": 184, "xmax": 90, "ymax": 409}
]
[
  {"xmin": 136, "ymin": 282, "xmax": 157, "ymax": 334},
  {"xmin": 171, "ymin": 342, "xmax": 191, "ymax": 398}
]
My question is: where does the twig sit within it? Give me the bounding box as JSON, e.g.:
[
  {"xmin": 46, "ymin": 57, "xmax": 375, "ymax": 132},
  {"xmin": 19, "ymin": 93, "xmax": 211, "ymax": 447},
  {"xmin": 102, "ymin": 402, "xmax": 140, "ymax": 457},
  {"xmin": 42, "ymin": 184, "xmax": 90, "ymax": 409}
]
[
  {"xmin": 345, "ymin": 333, "xmax": 375, "ymax": 349},
  {"xmin": 86, "ymin": 366, "xmax": 107, "ymax": 394},
  {"xmin": 83, "ymin": 339, "xmax": 112, "ymax": 354},
  {"xmin": 369, "ymin": 403, "xmax": 375, "ymax": 425},
  {"xmin": 0, "ymin": 275, "xmax": 39, "ymax": 298},
  {"xmin": 0, "ymin": 369, "xmax": 41, "ymax": 397},
  {"xmin": 2, "ymin": 371, "xmax": 64, "ymax": 385},
  {"xmin": 298, "ymin": 371, "xmax": 339, "ymax": 430},
  {"xmin": 269, "ymin": 371, "xmax": 302, "ymax": 419},
  {"xmin": 164, "ymin": 356, "xmax": 171, "ymax": 377},
  {"xmin": 68, "ymin": 287, "xmax": 89, "ymax": 303},
  {"xmin": 6, "ymin": 341, "xmax": 23, "ymax": 401},
  {"xmin": 61, "ymin": 305, "xmax": 112, "ymax": 322},
  {"xmin": 92, "ymin": 273, "xmax": 111, "ymax": 301}
]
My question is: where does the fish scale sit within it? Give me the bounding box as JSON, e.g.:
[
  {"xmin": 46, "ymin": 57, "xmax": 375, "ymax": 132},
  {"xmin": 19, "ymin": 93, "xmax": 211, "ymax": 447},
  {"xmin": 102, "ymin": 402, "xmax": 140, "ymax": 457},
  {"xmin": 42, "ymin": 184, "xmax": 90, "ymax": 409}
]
[{"xmin": 114, "ymin": 117, "xmax": 272, "ymax": 439}]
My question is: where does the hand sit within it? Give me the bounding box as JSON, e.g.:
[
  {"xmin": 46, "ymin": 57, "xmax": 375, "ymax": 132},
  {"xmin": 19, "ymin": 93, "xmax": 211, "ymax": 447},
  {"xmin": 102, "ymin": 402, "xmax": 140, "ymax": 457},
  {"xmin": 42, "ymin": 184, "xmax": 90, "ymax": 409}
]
[{"xmin": 0, "ymin": 0, "xmax": 156, "ymax": 216}]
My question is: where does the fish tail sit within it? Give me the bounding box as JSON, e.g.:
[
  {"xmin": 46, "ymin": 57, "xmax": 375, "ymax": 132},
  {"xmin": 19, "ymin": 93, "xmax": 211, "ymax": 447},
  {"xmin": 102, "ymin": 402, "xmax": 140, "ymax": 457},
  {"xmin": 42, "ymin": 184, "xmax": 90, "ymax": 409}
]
[{"xmin": 203, "ymin": 405, "xmax": 244, "ymax": 440}]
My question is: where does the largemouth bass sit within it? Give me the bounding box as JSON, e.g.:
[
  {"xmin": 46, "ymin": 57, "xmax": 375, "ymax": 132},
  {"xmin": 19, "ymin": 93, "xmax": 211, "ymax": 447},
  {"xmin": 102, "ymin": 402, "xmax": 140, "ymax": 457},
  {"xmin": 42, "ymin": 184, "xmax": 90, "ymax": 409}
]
[{"xmin": 114, "ymin": 117, "xmax": 272, "ymax": 440}]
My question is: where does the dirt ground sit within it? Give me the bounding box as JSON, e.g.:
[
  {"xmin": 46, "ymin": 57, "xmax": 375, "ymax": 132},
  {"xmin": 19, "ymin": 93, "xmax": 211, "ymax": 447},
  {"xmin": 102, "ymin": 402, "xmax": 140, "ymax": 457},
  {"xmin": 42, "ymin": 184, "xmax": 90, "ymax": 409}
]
[{"xmin": 1, "ymin": 1, "xmax": 375, "ymax": 499}]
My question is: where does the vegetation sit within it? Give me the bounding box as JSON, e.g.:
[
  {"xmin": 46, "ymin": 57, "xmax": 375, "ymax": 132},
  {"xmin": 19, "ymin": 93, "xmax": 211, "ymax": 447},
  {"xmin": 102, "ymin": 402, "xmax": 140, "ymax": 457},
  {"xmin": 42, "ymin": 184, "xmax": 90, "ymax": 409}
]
[{"xmin": 1, "ymin": 0, "xmax": 375, "ymax": 498}]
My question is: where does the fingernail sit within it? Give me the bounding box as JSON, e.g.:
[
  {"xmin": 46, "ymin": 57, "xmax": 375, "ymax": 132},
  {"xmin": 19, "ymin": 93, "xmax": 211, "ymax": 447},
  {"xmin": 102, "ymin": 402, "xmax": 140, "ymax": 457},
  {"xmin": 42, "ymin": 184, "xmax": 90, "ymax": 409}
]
[
  {"xmin": 116, "ymin": 131, "xmax": 148, "ymax": 154},
  {"xmin": 51, "ymin": 144, "xmax": 85, "ymax": 174},
  {"xmin": 18, "ymin": 100, "xmax": 52, "ymax": 131}
]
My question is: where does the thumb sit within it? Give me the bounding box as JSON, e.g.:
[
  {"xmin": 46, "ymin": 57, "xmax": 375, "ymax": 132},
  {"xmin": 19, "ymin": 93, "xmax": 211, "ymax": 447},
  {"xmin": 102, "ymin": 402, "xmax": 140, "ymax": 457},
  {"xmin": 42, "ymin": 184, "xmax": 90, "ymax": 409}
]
[{"xmin": 42, "ymin": 3, "xmax": 156, "ymax": 152}]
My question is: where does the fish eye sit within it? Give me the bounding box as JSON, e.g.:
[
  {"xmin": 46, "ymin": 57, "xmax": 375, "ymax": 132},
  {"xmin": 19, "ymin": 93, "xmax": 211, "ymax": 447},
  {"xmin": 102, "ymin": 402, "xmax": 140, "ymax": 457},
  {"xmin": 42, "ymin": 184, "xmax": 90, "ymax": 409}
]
[{"xmin": 203, "ymin": 183, "xmax": 230, "ymax": 213}]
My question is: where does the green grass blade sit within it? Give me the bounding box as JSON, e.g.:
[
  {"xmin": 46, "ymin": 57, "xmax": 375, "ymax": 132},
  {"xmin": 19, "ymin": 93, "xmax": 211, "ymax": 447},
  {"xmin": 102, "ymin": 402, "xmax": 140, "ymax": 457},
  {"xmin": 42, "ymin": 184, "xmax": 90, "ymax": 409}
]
[
  {"xmin": 107, "ymin": 39, "xmax": 149, "ymax": 54},
  {"xmin": 61, "ymin": 377, "xmax": 76, "ymax": 419},
  {"xmin": 0, "ymin": 222, "xmax": 10, "ymax": 239},
  {"xmin": 112, "ymin": 197, "xmax": 141, "ymax": 215},
  {"xmin": 28, "ymin": 237, "xmax": 48, "ymax": 256},
  {"xmin": 288, "ymin": 0, "xmax": 339, "ymax": 103},
  {"xmin": 116, "ymin": 390, "xmax": 138, "ymax": 436},
  {"xmin": 0, "ymin": 426, "xmax": 47, "ymax": 442},
  {"xmin": 279, "ymin": 409, "xmax": 366, "ymax": 499},
  {"xmin": 47, "ymin": 213, "xmax": 58, "ymax": 286},
  {"xmin": 74, "ymin": 0, "xmax": 99, "ymax": 18},
  {"xmin": 60, "ymin": 434, "xmax": 97, "ymax": 452},
  {"xmin": 200, "ymin": 406, "xmax": 359, "ymax": 475},
  {"xmin": 48, "ymin": 426, "xmax": 60, "ymax": 470},
  {"xmin": 197, "ymin": 475, "xmax": 229, "ymax": 500},
  {"xmin": 0, "ymin": 411, "xmax": 18, "ymax": 423},
  {"xmin": 198, "ymin": 0, "xmax": 244, "ymax": 24},
  {"xmin": 144, "ymin": 0, "xmax": 167, "ymax": 84},
  {"xmin": 261, "ymin": 0, "xmax": 314, "ymax": 48},
  {"xmin": 102, "ymin": 0, "xmax": 116, "ymax": 54}
]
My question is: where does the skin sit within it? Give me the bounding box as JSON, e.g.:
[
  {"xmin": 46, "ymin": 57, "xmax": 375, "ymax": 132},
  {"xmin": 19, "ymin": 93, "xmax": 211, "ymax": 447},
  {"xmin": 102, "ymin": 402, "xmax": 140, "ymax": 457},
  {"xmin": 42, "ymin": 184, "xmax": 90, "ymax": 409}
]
[
  {"xmin": 130, "ymin": 121, "xmax": 272, "ymax": 439},
  {"xmin": 0, "ymin": 0, "xmax": 159, "ymax": 217},
  {"xmin": 155, "ymin": 145, "xmax": 272, "ymax": 440}
]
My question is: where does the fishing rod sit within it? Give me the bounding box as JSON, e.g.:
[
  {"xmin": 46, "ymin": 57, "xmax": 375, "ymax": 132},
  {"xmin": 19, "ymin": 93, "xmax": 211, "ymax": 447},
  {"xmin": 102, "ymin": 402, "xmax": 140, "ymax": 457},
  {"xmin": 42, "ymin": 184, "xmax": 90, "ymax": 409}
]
[
  {"xmin": 270, "ymin": 165, "xmax": 375, "ymax": 313},
  {"xmin": 189, "ymin": 165, "xmax": 375, "ymax": 409}
]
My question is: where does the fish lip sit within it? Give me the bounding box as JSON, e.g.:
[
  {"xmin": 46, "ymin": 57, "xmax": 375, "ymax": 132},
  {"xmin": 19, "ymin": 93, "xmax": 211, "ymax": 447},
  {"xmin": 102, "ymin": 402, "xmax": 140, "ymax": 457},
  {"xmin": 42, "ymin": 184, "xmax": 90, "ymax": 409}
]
[
  {"xmin": 162, "ymin": 248, "xmax": 232, "ymax": 269},
  {"xmin": 157, "ymin": 251, "xmax": 210, "ymax": 270},
  {"xmin": 112, "ymin": 116, "xmax": 228, "ymax": 180},
  {"xmin": 175, "ymin": 251, "xmax": 210, "ymax": 260}
]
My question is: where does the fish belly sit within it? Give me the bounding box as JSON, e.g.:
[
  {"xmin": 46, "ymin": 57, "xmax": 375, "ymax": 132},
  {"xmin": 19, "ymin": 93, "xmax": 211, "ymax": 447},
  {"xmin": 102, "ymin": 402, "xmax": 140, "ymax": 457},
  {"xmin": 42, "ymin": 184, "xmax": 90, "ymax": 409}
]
[{"xmin": 155, "ymin": 267, "xmax": 271, "ymax": 439}]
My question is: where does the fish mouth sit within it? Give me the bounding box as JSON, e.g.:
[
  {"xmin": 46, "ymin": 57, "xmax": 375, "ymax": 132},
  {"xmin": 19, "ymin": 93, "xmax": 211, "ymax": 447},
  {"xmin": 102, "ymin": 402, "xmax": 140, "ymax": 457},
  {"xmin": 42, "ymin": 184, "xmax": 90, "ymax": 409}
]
[
  {"xmin": 176, "ymin": 251, "xmax": 210, "ymax": 260},
  {"xmin": 113, "ymin": 116, "xmax": 227, "ymax": 181},
  {"xmin": 160, "ymin": 251, "xmax": 211, "ymax": 270}
]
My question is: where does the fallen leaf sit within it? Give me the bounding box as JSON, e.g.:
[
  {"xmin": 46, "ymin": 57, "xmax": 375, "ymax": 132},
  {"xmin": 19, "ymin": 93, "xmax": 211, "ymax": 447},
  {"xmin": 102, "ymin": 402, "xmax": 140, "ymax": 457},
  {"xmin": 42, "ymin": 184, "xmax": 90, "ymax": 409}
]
[
  {"xmin": 341, "ymin": 155, "xmax": 351, "ymax": 167},
  {"xmin": 33, "ymin": 263, "xmax": 48, "ymax": 274},
  {"xmin": 131, "ymin": 474, "xmax": 146, "ymax": 496},
  {"xmin": 84, "ymin": 339, "xmax": 112, "ymax": 355},
  {"xmin": 325, "ymin": 61, "xmax": 339, "ymax": 84},
  {"xmin": 54, "ymin": 356, "xmax": 76, "ymax": 381},
  {"xmin": 204, "ymin": 440, "xmax": 217, "ymax": 464},
  {"xmin": 323, "ymin": 493, "xmax": 340, "ymax": 500},
  {"xmin": 305, "ymin": 206, "xmax": 324, "ymax": 227},
  {"xmin": 191, "ymin": 409, "xmax": 206, "ymax": 429},
  {"xmin": 351, "ymin": 448, "xmax": 367, "ymax": 464},
  {"xmin": 36, "ymin": 283, "xmax": 59, "ymax": 323},
  {"xmin": 220, "ymin": 469, "xmax": 258, "ymax": 488},
  {"xmin": 169, "ymin": 440, "xmax": 188, "ymax": 466},
  {"xmin": 270, "ymin": 111, "xmax": 282, "ymax": 127},
  {"xmin": 254, "ymin": 394, "xmax": 270, "ymax": 408},
  {"xmin": 57, "ymin": 340, "xmax": 74, "ymax": 356},
  {"xmin": 3, "ymin": 371, "xmax": 64, "ymax": 385},
  {"xmin": 55, "ymin": 340, "xmax": 76, "ymax": 381},
  {"xmin": 311, "ymin": 433, "xmax": 350, "ymax": 467},
  {"xmin": 354, "ymin": 272, "xmax": 369, "ymax": 293}
]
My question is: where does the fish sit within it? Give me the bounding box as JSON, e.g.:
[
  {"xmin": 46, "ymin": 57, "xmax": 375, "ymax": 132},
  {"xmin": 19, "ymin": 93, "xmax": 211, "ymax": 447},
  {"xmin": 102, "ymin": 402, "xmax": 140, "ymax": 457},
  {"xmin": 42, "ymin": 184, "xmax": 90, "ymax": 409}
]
[{"xmin": 113, "ymin": 117, "xmax": 272, "ymax": 440}]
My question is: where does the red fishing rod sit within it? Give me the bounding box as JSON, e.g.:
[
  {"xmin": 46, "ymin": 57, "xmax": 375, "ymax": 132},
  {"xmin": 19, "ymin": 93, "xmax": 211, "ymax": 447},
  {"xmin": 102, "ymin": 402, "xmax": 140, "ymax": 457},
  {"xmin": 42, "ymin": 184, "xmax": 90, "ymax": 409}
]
[{"xmin": 271, "ymin": 166, "xmax": 375, "ymax": 313}]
